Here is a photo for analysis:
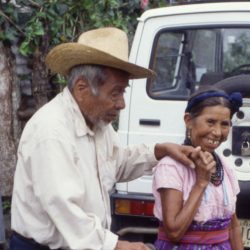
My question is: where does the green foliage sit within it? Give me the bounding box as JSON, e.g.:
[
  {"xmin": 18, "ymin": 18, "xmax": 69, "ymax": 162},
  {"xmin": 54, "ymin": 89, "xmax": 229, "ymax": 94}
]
[
  {"xmin": 0, "ymin": 0, "xmax": 168, "ymax": 91},
  {"xmin": 224, "ymin": 33, "xmax": 250, "ymax": 72},
  {"xmin": 2, "ymin": 198, "xmax": 11, "ymax": 214},
  {"xmin": 0, "ymin": 1, "xmax": 168, "ymax": 57},
  {"xmin": 0, "ymin": 1, "xmax": 122, "ymax": 54}
]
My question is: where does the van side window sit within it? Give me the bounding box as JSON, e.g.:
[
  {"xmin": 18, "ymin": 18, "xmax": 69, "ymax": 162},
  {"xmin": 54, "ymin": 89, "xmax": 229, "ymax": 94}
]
[
  {"xmin": 151, "ymin": 32, "xmax": 183, "ymax": 92},
  {"xmin": 148, "ymin": 31, "xmax": 189, "ymax": 100},
  {"xmin": 192, "ymin": 30, "xmax": 218, "ymax": 82},
  {"xmin": 148, "ymin": 27, "xmax": 250, "ymax": 100}
]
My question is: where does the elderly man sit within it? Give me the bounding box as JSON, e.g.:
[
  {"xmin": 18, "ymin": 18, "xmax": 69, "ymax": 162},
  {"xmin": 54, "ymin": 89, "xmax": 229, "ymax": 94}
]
[{"xmin": 10, "ymin": 27, "xmax": 201, "ymax": 250}]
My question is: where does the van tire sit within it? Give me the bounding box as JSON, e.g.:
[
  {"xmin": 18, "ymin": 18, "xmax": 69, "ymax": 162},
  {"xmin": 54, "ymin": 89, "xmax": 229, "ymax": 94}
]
[{"xmin": 214, "ymin": 74, "xmax": 250, "ymax": 96}]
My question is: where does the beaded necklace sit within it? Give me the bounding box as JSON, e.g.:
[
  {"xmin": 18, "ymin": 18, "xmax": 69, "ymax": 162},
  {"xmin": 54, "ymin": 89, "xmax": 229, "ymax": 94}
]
[{"xmin": 210, "ymin": 152, "xmax": 224, "ymax": 186}]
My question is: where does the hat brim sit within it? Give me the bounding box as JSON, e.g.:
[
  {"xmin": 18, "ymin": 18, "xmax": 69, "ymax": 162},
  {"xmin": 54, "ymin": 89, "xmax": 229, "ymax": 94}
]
[{"xmin": 45, "ymin": 43, "xmax": 154, "ymax": 79}]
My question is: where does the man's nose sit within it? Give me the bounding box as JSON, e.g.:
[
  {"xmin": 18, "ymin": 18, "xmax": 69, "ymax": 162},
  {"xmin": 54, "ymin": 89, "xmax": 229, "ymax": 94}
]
[{"xmin": 115, "ymin": 95, "xmax": 125, "ymax": 110}]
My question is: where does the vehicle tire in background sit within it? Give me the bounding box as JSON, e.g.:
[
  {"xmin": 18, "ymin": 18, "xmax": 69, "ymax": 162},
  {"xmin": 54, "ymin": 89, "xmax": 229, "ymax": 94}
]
[{"xmin": 214, "ymin": 74, "xmax": 250, "ymax": 96}]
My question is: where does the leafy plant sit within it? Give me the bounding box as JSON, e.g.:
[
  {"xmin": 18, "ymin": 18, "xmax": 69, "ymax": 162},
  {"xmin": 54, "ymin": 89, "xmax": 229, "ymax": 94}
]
[
  {"xmin": 0, "ymin": 0, "xmax": 169, "ymax": 101},
  {"xmin": 0, "ymin": 1, "xmax": 168, "ymax": 55},
  {"xmin": 2, "ymin": 198, "xmax": 11, "ymax": 214}
]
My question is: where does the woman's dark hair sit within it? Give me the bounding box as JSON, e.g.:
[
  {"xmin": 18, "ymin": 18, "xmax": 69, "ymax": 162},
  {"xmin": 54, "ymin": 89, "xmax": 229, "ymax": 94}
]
[{"xmin": 187, "ymin": 86, "xmax": 234, "ymax": 119}]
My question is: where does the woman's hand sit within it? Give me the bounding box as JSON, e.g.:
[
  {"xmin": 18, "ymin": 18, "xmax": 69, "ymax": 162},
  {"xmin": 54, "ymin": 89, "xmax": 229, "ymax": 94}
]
[{"xmin": 191, "ymin": 151, "xmax": 216, "ymax": 188}]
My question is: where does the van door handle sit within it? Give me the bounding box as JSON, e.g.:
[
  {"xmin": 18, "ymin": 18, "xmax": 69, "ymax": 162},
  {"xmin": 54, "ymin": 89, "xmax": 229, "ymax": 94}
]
[{"xmin": 139, "ymin": 119, "xmax": 160, "ymax": 126}]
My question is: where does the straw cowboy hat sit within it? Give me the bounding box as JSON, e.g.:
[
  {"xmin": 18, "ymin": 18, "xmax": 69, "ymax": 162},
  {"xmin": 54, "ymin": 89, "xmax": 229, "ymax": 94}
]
[{"xmin": 45, "ymin": 27, "xmax": 154, "ymax": 79}]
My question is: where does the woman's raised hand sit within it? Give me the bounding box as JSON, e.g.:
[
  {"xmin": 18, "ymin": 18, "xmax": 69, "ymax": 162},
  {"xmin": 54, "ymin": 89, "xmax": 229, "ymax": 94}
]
[{"xmin": 190, "ymin": 150, "xmax": 216, "ymax": 188}]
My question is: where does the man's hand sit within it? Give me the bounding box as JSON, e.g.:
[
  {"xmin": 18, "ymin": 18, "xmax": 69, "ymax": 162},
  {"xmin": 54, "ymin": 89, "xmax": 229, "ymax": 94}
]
[
  {"xmin": 115, "ymin": 240, "xmax": 151, "ymax": 250},
  {"xmin": 154, "ymin": 143, "xmax": 205, "ymax": 168}
]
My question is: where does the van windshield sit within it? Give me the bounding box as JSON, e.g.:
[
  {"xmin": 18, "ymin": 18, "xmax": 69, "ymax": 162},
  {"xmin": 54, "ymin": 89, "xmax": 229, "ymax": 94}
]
[{"xmin": 148, "ymin": 27, "xmax": 250, "ymax": 100}]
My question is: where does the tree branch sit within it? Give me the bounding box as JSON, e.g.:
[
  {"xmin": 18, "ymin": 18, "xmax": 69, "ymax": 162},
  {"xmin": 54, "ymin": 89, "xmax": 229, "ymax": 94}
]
[
  {"xmin": 27, "ymin": 0, "xmax": 41, "ymax": 8},
  {"xmin": 0, "ymin": 9, "xmax": 25, "ymax": 36}
]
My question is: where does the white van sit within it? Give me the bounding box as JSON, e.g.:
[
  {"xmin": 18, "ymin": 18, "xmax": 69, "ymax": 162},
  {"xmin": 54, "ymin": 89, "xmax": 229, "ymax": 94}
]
[{"xmin": 110, "ymin": 1, "xmax": 250, "ymax": 248}]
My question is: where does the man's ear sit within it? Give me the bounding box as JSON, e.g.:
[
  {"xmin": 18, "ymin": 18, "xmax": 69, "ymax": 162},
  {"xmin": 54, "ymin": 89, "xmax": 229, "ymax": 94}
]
[
  {"xmin": 75, "ymin": 78, "xmax": 88, "ymax": 91},
  {"xmin": 72, "ymin": 78, "xmax": 89, "ymax": 100},
  {"xmin": 184, "ymin": 113, "xmax": 192, "ymax": 129}
]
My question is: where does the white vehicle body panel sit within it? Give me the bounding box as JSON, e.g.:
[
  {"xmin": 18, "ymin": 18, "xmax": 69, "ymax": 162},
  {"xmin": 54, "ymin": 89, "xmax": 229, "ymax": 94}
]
[{"xmin": 117, "ymin": 2, "xmax": 250, "ymax": 193}]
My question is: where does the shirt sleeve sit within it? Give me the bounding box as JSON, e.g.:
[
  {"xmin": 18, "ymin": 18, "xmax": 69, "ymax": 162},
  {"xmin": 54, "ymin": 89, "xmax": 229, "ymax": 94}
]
[
  {"xmin": 154, "ymin": 157, "xmax": 184, "ymax": 192},
  {"xmin": 221, "ymin": 156, "xmax": 240, "ymax": 196},
  {"xmin": 107, "ymin": 128, "xmax": 158, "ymax": 182},
  {"xmin": 230, "ymin": 168, "xmax": 240, "ymax": 196},
  {"xmin": 30, "ymin": 137, "xmax": 118, "ymax": 250},
  {"xmin": 115, "ymin": 143, "xmax": 158, "ymax": 182}
]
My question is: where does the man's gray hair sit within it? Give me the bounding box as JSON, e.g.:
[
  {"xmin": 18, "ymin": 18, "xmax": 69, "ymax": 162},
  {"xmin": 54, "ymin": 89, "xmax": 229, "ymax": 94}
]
[{"xmin": 67, "ymin": 65, "xmax": 109, "ymax": 95}]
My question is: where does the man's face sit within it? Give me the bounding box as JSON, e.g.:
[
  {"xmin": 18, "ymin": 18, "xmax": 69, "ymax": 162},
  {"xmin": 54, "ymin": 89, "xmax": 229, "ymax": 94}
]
[{"xmin": 73, "ymin": 68, "xmax": 129, "ymax": 128}]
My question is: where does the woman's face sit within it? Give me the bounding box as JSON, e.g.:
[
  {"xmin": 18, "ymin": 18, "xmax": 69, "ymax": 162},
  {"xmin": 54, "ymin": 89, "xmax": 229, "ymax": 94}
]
[{"xmin": 184, "ymin": 105, "xmax": 231, "ymax": 153}]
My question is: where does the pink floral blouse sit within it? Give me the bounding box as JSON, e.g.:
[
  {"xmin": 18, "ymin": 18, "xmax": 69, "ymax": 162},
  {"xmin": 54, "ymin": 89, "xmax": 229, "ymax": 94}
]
[{"xmin": 153, "ymin": 155, "xmax": 240, "ymax": 223}]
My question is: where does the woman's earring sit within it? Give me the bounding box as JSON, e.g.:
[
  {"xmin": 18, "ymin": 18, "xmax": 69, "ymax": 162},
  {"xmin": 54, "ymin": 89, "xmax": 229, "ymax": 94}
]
[{"xmin": 184, "ymin": 129, "xmax": 192, "ymax": 146}]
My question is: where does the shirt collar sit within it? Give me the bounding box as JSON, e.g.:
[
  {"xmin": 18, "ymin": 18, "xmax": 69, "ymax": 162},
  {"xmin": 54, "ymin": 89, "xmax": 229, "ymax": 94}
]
[{"xmin": 62, "ymin": 87, "xmax": 94, "ymax": 137}]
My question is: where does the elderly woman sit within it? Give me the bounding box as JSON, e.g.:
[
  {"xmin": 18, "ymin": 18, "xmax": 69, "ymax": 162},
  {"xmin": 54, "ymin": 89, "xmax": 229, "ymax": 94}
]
[{"xmin": 153, "ymin": 87, "xmax": 244, "ymax": 249}]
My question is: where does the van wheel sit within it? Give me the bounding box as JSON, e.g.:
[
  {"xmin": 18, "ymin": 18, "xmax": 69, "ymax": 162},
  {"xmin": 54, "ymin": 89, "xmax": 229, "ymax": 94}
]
[{"xmin": 214, "ymin": 74, "xmax": 250, "ymax": 97}]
